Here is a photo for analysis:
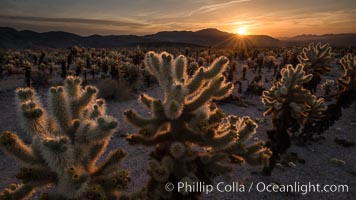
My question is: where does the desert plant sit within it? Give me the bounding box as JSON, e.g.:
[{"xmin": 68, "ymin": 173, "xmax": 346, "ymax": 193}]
[
  {"xmin": 320, "ymin": 79, "xmax": 338, "ymax": 98},
  {"xmin": 124, "ymin": 52, "xmax": 271, "ymax": 199},
  {"xmin": 6, "ymin": 63, "xmax": 15, "ymax": 76},
  {"xmin": 0, "ymin": 76, "xmax": 134, "ymax": 199},
  {"xmin": 223, "ymin": 60, "xmax": 238, "ymax": 82},
  {"xmin": 21, "ymin": 60, "xmax": 32, "ymax": 87},
  {"xmin": 256, "ymin": 55, "xmax": 263, "ymax": 74},
  {"xmin": 187, "ymin": 61, "xmax": 199, "ymax": 76},
  {"xmin": 0, "ymin": 49, "xmax": 5, "ymax": 78},
  {"xmin": 246, "ymin": 75, "xmax": 265, "ymax": 95},
  {"xmin": 297, "ymin": 43, "xmax": 332, "ymax": 92},
  {"xmin": 287, "ymin": 47, "xmax": 301, "ymax": 67},
  {"xmin": 338, "ymin": 54, "xmax": 356, "ymax": 103},
  {"xmin": 97, "ymin": 79, "xmax": 134, "ymax": 102},
  {"xmin": 38, "ymin": 52, "xmax": 46, "ymax": 65},
  {"xmin": 302, "ymin": 54, "xmax": 356, "ymax": 139},
  {"xmin": 120, "ymin": 62, "xmax": 141, "ymax": 85},
  {"xmin": 261, "ymin": 64, "xmax": 326, "ymax": 175},
  {"xmin": 241, "ymin": 66, "xmax": 247, "ymax": 80}
]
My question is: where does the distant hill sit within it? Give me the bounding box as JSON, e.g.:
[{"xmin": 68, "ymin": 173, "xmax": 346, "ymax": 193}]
[
  {"xmin": 0, "ymin": 27, "xmax": 281, "ymax": 49},
  {"xmin": 0, "ymin": 27, "xmax": 154, "ymax": 48},
  {"xmin": 0, "ymin": 27, "xmax": 355, "ymax": 49},
  {"xmin": 280, "ymin": 33, "xmax": 356, "ymax": 47},
  {"xmin": 144, "ymin": 28, "xmax": 280, "ymax": 48}
]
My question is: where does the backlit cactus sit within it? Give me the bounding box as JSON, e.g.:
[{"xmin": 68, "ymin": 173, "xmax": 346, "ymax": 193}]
[
  {"xmin": 321, "ymin": 79, "xmax": 338, "ymax": 97},
  {"xmin": 297, "ymin": 55, "xmax": 355, "ymax": 144},
  {"xmin": 124, "ymin": 51, "xmax": 270, "ymax": 199},
  {"xmin": 338, "ymin": 54, "xmax": 356, "ymax": 102},
  {"xmin": 297, "ymin": 43, "xmax": 332, "ymax": 92},
  {"xmin": 261, "ymin": 64, "xmax": 326, "ymax": 175},
  {"xmin": 0, "ymin": 76, "xmax": 132, "ymax": 200},
  {"xmin": 21, "ymin": 60, "xmax": 32, "ymax": 87}
]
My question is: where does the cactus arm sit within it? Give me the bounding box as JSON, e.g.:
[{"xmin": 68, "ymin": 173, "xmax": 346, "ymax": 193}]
[
  {"xmin": 93, "ymin": 148, "xmax": 126, "ymax": 176},
  {"xmin": 0, "ymin": 184, "xmax": 34, "ymax": 200},
  {"xmin": 124, "ymin": 110, "xmax": 157, "ymax": 127},
  {"xmin": 71, "ymin": 86, "xmax": 97, "ymax": 118},
  {"xmin": 16, "ymin": 167, "xmax": 56, "ymax": 187},
  {"xmin": 86, "ymin": 141, "xmax": 109, "ymax": 171},
  {"xmin": 76, "ymin": 116, "xmax": 117, "ymax": 143},
  {"xmin": 203, "ymin": 56, "xmax": 229, "ymax": 78},
  {"xmin": 17, "ymin": 100, "xmax": 49, "ymax": 138},
  {"xmin": 49, "ymin": 86, "xmax": 72, "ymax": 134},
  {"xmin": 185, "ymin": 77, "xmax": 224, "ymax": 111},
  {"xmin": 139, "ymin": 93, "xmax": 154, "ymax": 110},
  {"xmin": 186, "ymin": 68, "xmax": 205, "ymax": 93},
  {"xmin": 127, "ymin": 132, "xmax": 171, "ymax": 146},
  {"xmin": 0, "ymin": 131, "xmax": 39, "ymax": 165},
  {"xmin": 64, "ymin": 76, "xmax": 81, "ymax": 100},
  {"xmin": 173, "ymin": 55, "xmax": 187, "ymax": 81}
]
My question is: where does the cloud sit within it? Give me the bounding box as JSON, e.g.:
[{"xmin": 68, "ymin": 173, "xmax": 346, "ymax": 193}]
[
  {"xmin": 188, "ymin": 0, "xmax": 250, "ymax": 16},
  {"xmin": 0, "ymin": 15, "xmax": 148, "ymax": 28}
]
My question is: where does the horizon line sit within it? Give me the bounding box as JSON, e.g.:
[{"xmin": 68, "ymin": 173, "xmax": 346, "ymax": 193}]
[{"xmin": 1, "ymin": 26, "xmax": 356, "ymax": 39}]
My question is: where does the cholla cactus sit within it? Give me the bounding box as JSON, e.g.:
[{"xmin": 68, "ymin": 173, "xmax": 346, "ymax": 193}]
[
  {"xmin": 320, "ymin": 79, "xmax": 338, "ymax": 97},
  {"xmin": 75, "ymin": 58, "xmax": 85, "ymax": 76},
  {"xmin": 298, "ymin": 43, "xmax": 332, "ymax": 75},
  {"xmin": 261, "ymin": 64, "xmax": 326, "ymax": 175},
  {"xmin": 187, "ymin": 61, "xmax": 199, "ymax": 76},
  {"xmin": 0, "ymin": 76, "xmax": 133, "ymax": 200},
  {"xmin": 125, "ymin": 52, "xmax": 270, "ymax": 199},
  {"xmin": 301, "ymin": 54, "xmax": 356, "ymax": 143},
  {"xmin": 121, "ymin": 62, "xmax": 140, "ymax": 85},
  {"xmin": 5, "ymin": 63, "xmax": 15, "ymax": 75},
  {"xmin": 338, "ymin": 54, "xmax": 356, "ymax": 102},
  {"xmin": 22, "ymin": 60, "xmax": 32, "ymax": 87},
  {"xmin": 297, "ymin": 43, "xmax": 332, "ymax": 92}
]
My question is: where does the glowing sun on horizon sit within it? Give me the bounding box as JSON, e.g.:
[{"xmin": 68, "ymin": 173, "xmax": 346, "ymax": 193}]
[{"xmin": 235, "ymin": 26, "xmax": 247, "ymax": 35}]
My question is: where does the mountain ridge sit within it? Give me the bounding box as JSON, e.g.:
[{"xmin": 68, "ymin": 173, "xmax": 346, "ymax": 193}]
[{"xmin": 0, "ymin": 27, "xmax": 355, "ymax": 49}]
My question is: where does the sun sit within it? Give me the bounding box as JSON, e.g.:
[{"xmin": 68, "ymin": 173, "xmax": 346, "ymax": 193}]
[{"xmin": 235, "ymin": 26, "xmax": 247, "ymax": 35}]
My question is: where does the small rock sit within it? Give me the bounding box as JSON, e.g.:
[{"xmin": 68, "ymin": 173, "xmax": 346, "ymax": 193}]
[
  {"xmin": 329, "ymin": 158, "xmax": 346, "ymax": 166},
  {"xmin": 288, "ymin": 162, "xmax": 296, "ymax": 168},
  {"xmin": 334, "ymin": 137, "xmax": 355, "ymax": 147},
  {"xmin": 275, "ymin": 163, "xmax": 283, "ymax": 169}
]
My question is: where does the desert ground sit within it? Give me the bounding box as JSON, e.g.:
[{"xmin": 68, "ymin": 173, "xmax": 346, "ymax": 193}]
[{"xmin": 0, "ymin": 58, "xmax": 355, "ymax": 199}]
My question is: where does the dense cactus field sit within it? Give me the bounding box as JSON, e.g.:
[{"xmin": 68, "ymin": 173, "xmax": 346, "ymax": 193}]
[{"xmin": 0, "ymin": 45, "xmax": 355, "ymax": 199}]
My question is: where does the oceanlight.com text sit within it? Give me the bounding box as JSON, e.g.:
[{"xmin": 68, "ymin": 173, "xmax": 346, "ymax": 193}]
[{"xmin": 165, "ymin": 181, "xmax": 349, "ymax": 195}]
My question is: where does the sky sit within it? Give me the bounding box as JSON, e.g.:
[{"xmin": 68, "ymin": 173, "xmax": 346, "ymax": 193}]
[{"xmin": 0, "ymin": 0, "xmax": 355, "ymax": 37}]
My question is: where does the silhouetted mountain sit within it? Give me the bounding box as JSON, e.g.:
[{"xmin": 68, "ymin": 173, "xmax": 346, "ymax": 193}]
[
  {"xmin": 0, "ymin": 27, "xmax": 354, "ymax": 49},
  {"xmin": 0, "ymin": 27, "xmax": 282, "ymax": 49},
  {"xmin": 145, "ymin": 28, "xmax": 280, "ymax": 48},
  {"xmin": 280, "ymin": 33, "xmax": 356, "ymax": 47},
  {"xmin": 0, "ymin": 27, "xmax": 154, "ymax": 48}
]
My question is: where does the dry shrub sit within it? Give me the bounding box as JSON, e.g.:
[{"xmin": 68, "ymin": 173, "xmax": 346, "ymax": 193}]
[{"xmin": 97, "ymin": 79, "xmax": 134, "ymax": 101}]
